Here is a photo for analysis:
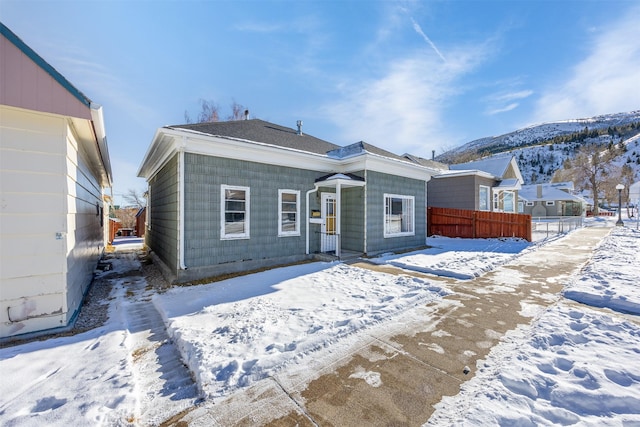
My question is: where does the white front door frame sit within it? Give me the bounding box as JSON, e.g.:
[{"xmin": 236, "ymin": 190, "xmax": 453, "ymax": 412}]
[{"xmin": 321, "ymin": 192, "xmax": 337, "ymax": 253}]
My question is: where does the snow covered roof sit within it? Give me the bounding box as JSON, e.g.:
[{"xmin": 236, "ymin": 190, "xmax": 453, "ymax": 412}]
[
  {"xmin": 449, "ymin": 155, "xmax": 524, "ymax": 183},
  {"xmin": 495, "ymin": 178, "xmax": 521, "ymax": 191},
  {"xmin": 519, "ymin": 184, "xmax": 586, "ymax": 203}
]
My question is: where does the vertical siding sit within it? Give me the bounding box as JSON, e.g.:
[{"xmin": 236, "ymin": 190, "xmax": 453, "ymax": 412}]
[
  {"xmin": 147, "ymin": 153, "xmax": 179, "ymax": 275},
  {"xmin": 365, "ymin": 170, "xmax": 426, "ymax": 254},
  {"xmin": 183, "ymin": 154, "xmax": 321, "ymax": 270},
  {"xmin": 0, "ymin": 107, "xmax": 67, "ymax": 337}
]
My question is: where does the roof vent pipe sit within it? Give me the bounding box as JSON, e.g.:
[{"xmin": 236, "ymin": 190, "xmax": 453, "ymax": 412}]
[
  {"xmin": 296, "ymin": 120, "xmax": 303, "ymax": 136},
  {"xmin": 432, "ymin": 150, "xmax": 435, "ymax": 160},
  {"xmin": 244, "ymin": 110, "xmax": 249, "ymax": 120}
]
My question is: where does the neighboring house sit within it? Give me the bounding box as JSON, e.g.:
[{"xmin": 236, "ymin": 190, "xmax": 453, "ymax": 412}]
[
  {"xmin": 424, "ymin": 155, "xmax": 524, "ymax": 213},
  {"xmin": 518, "ymin": 182, "xmax": 585, "ymax": 217},
  {"xmin": 137, "ymin": 119, "xmax": 440, "ymax": 283},
  {"xmin": 0, "ymin": 23, "xmax": 112, "ymax": 338}
]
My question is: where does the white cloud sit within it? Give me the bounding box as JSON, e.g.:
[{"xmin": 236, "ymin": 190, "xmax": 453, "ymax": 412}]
[
  {"xmin": 494, "ymin": 90, "xmax": 533, "ymax": 102},
  {"xmin": 322, "ymin": 43, "xmax": 489, "ymax": 157},
  {"xmin": 532, "ymin": 5, "xmax": 640, "ymax": 122},
  {"xmin": 410, "ymin": 17, "xmax": 446, "ymax": 63},
  {"xmin": 485, "ymin": 89, "xmax": 533, "ymax": 115},
  {"xmin": 487, "ymin": 103, "xmax": 519, "ymax": 115}
]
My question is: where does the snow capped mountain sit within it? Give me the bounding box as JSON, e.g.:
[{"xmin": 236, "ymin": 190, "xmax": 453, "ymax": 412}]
[{"xmin": 438, "ymin": 111, "xmax": 640, "ymax": 185}]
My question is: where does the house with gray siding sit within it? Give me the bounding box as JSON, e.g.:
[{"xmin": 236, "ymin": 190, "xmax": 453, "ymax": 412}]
[
  {"xmin": 138, "ymin": 119, "xmax": 440, "ymax": 283},
  {"xmin": 518, "ymin": 182, "xmax": 586, "ymax": 217},
  {"xmin": 424, "ymin": 155, "xmax": 524, "ymax": 213}
]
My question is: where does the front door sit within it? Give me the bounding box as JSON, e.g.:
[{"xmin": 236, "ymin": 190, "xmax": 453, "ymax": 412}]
[{"xmin": 321, "ymin": 193, "xmax": 337, "ymax": 252}]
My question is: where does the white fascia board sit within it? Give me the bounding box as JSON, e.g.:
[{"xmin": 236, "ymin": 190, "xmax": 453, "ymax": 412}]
[
  {"xmin": 509, "ymin": 156, "xmax": 525, "ymax": 184},
  {"xmin": 139, "ymin": 127, "xmax": 438, "ymax": 184},
  {"xmin": 340, "ymin": 154, "xmax": 432, "ymax": 181},
  {"xmin": 315, "ymin": 178, "xmax": 366, "ymax": 189},
  {"xmin": 87, "ymin": 103, "xmax": 112, "ymax": 186},
  {"xmin": 184, "ymin": 133, "xmax": 337, "ymax": 172},
  {"xmin": 432, "ymin": 169, "xmax": 496, "ymax": 180},
  {"xmin": 137, "ymin": 129, "xmax": 180, "ymax": 179}
]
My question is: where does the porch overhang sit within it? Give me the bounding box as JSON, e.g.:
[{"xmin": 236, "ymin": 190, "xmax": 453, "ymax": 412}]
[
  {"xmin": 306, "ymin": 173, "xmax": 366, "ymax": 258},
  {"xmin": 314, "ymin": 173, "xmax": 366, "ymax": 189}
]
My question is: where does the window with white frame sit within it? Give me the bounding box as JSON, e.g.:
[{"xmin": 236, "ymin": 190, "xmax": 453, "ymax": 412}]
[
  {"xmin": 479, "ymin": 185, "xmax": 490, "ymax": 211},
  {"xmin": 384, "ymin": 194, "xmax": 415, "ymax": 237},
  {"xmin": 503, "ymin": 191, "xmax": 515, "ymax": 212},
  {"xmin": 278, "ymin": 189, "xmax": 300, "ymax": 236},
  {"xmin": 518, "ymin": 201, "xmax": 524, "ymax": 213},
  {"xmin": 526, "ymin": 201, "xmax": 534, "ymax": 206},
  {"xmin": 221, "ymin": 185, "xmax": 250, "ymax": 239},
  {"xmin": 546, "ymin": 200, "xmax": 555, "ymax": 206}
]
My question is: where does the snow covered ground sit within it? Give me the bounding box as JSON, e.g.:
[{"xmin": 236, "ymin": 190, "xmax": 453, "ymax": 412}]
[
  {"xmin": 153, "ymin": 263, "xmax": 450, "ymax": 399},
  {"xmin": 428, "ymin": 224, "xmax": 640, "ymax": 426},
  {"xmin": 370, "ymin": 236, "xmax": 532, "ymax": 279},
  {"xmin": 1, "ymin": 216, "xmax": 639, "ymax": 426}
]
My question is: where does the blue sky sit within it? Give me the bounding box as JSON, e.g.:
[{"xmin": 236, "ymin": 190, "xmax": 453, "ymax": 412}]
[{"xmin": 2, "ymin": 0, "xmax": 639, "ymax": 205}]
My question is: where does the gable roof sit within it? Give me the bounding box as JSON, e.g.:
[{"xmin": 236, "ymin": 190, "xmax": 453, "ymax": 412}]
[
  {"xmin": 170, "ymin": 119, "xmax": 340, "ymax": 155},
  {"xmin": 141, "ymin": 119, "xmax": 439, "ymax": 182},
  {"xmin": 1, "ymin": 22, "xmax": 112, "ymax": 187},
  {"xmin": 449, "ymin": 156, "xmax": 513, "ymax": 177},
  {"xmin": 402, "ymin": 154, "xmax": 450, "ymax": 171},
  {"xmin": 519, "ymin": 184, "xmax": 585, "ymax": 202},
  {"xmin": 449, "ymin": 155, "xmax": 524, "ymax": 184},
  {"xmin": 0, "ymin": 22, "xmax": 91, "ymax": 111}
]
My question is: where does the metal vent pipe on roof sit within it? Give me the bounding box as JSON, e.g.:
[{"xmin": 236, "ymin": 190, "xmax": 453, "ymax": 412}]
[{"xmin": 296, "ymin": 120, "xmax": 303, "ymax": 136}]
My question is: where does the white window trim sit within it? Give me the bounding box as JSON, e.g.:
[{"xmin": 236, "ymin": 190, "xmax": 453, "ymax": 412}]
[
  {"xmin": 479, "ymin": 185, "xmax": 490, "ymax": 211},
  {"xmin": 526, "ymin": 201, "xmax": 534, "ymax": 206},
  {"xmin": 278, "ymin": 189, "xmax": 300, "ymax": 237},
  {"xmin": 546, "ymin": 200, "xmax": 556, "ymax": 206},
  {"xmin": 221, "ymin": 184, "xmax": 250, "ymax": 240},
  {"xmin": 383, "ymin": 193, "xmax": 415, "ymax": 238}
]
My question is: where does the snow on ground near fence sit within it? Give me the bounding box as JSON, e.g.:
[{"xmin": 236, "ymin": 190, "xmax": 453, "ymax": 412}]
[
  {"xmin": 370, "ymin": 236, "xmax": 533, "ymax": 279},
  {"xmin": 153, "ymin": 263, "xmax": 450, "ymax": 399},
  {"xmin": 428, "ymin": 226, "xmax": 640, "ymax": 426}
]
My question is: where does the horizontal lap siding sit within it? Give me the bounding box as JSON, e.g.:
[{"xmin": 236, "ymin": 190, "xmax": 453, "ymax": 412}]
[
  {"xmin": 184, "ymin": 153, "xmax": 320, "ymax": 269},
  {"xmin": 0, "ymin": 108, "xmax": 68, "ymax": 336},
  {"xmin": 64, "ymin": 125, "xmax": 104, "ymax": 324},
  {"xmin": 148, "ymin": 154, "xmax": 179, "ymax": 274},
  {"xmin": 365, "ymin": 170, "xmax": 426, "ymax": 254}
]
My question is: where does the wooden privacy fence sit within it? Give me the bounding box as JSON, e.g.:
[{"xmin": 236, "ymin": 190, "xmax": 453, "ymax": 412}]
[{"xmin": 427, "ymin": 207, "xmax": 532, "ymax": 242}]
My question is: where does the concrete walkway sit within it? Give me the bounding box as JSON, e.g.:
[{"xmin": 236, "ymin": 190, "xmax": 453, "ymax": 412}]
[{"xmin": 161, "ymin": 226, "xmax": 612, "ymax": 426}]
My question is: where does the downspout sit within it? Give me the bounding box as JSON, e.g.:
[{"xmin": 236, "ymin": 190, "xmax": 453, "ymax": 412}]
[
  {"xmin": 336, "ymin": 182, "xmax": 341, "ymax": 258},
  {"xmin": 305, "ymin": 186, "xmax": 318, "ymax": 255},
  {"xmin": 179, "ymin": 139, "xmax": 187, "ymax": 270},
  {"xmin": 363, "ymin": 170, "xmax": 367, "ymax": 254}
]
